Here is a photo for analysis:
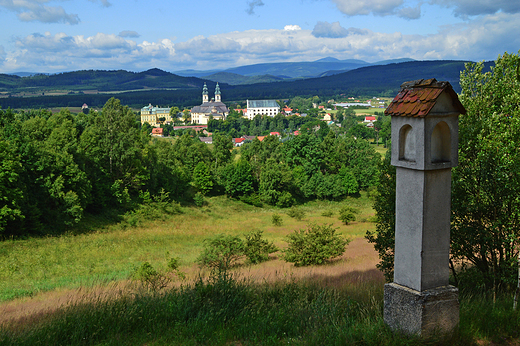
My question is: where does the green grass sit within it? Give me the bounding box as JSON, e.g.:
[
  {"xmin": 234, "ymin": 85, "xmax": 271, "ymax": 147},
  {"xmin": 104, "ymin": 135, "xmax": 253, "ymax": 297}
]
[
  {"xmin": 1, "ymin": 270, "xmax": 518, "ymax": 345},
  {"xmin": 0, "ymin": 194, "xmax": 376, "ymax": 302}
]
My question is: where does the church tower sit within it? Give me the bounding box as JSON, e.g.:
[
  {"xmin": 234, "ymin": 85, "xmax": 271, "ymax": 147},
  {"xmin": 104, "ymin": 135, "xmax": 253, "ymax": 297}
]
[
  {"xmin": 215, "ymin": 83, "xmax": 221, "ymax": 102},
  {"xmin": 202, "ymin": 83, "xmax": 209, "ymax": 103}
]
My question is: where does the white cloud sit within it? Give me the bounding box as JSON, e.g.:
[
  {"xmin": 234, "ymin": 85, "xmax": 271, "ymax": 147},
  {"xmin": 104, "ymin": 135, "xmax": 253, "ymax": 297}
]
[
  {"xmin": 2, "ymin": 12, "xmax": 520, "ymax": 73},
  {"xmin": 0, "ymin": 0, "xmax": 80, "ymax": 24},
  {"xmin": 284, "ymin": 25, "xmax": 302, "ymax": 31}
]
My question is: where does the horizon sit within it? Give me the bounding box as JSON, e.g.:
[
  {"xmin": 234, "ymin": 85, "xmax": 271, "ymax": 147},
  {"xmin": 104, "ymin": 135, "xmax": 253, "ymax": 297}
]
[{"xmin": 1, "ymin": 0, "xmax": 518, "ymax": 74}]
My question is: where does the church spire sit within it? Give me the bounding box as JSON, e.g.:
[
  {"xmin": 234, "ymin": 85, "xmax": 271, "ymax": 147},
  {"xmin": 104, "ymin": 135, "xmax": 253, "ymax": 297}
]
[
  {"xmin": 202, "ymin": 83, "xmax": 209, "ymax": 103},
  {"xmin": 215, "ymin": 82, "xmax": 221, "ymax": 102}
]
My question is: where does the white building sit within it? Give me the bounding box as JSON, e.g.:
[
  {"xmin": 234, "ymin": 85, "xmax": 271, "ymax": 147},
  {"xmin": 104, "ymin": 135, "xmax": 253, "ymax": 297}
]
[{"xmin": 245, "ymin": 100, "xmax": 280, "ymax": 120}]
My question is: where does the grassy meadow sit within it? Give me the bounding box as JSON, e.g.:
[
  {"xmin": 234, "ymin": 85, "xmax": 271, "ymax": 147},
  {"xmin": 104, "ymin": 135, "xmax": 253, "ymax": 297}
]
[
  {"xmin": 1, "ymin": 194, "xmax": 519, "ymax": 345},
  {"xmin": 0, "ymin": 194, "xmax": 378, "ymax": 303}
]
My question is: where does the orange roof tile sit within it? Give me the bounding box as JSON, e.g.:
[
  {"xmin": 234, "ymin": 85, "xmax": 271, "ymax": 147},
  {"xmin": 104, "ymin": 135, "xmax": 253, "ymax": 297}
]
[{"xmin": 385, "ymin": 78, "xmax": 466, "ymax": 117}]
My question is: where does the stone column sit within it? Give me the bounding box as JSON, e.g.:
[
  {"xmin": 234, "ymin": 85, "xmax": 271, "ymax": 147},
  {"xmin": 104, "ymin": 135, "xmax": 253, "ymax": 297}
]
[{"xmin": 384, "ymin": 84, "xmax": 463, "ymax": 336}]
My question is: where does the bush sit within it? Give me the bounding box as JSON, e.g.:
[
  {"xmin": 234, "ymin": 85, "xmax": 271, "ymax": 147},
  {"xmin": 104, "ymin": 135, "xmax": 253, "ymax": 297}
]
[
  {"xmin": 286, "ymin": 207, "xmax": 305, "ymax": 220},
  {"xmin": 194, "ymin": 192, "xmax": 205, "ymax": 207},
  {"xmin": 321, "ymin": 210, "xmax": 333, "ymax": 217},
  {"xmin": 197, "ymin": 234, "xmax": 244, "ymax": 271},
  {"xmin": 243, "ymin": 230, "xmax": 278, "ymax": 264},
  {"xmin": 283, "ymin": 223, "xmax": 350, "ymax": 266},
  {"xmin": 276, "ymin": 191, "xmax": 295, "ymax": 208},
  {"xmin": 131, "ymin": 262, "xmax": 170, "ymax": 292},
  {"xmin": 339, "ymin": 206, "xmax": 358, "ymax": 225},
  {"xmin": 272, "ymin": 213, "xmax": 283, "ymax": 226}
]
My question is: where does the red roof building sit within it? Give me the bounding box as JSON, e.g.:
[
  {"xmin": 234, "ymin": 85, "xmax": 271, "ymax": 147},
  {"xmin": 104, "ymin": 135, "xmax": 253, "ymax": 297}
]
[
  {"xmin": 385, "ymin": 79, "xmax": 466, "ymax": 117},
  {"xmin": 151, "ymin": 127, "xmax": 163, "ymax": 136}
]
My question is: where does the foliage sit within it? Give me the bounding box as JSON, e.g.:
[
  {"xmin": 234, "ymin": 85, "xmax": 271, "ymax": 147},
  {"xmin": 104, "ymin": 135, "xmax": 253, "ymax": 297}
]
[
  {"xmin": 283, "ymin": 223, "xmax": 350, "ymax": 266},
  {"xmin": 197, "ymin": 234, "xmax": 245, "ymax": 271},
  {"xmin": 271, "ymin": 213, "xmax": 283, "ymax": 226},
  {"xmin": 339, "ymin": 206, "xmax": 358, "ymax": 225},
  {"xmin": 243, "ymin": 230, "xmax": 278, "ymax": 264},
  {"xmin": 130, "ymin": 262, "xmax": 170, "ymax": 292},
  {"xmin": 192, "ymin": 162, "xmax": 213, "ymax": 195},
  {"xmin": 193, "ymin": 192, "xmax": 205, "ymax": 207},
  {"xmin": 286, "ymin": 207, "xmax": 306, "ymax": 220},
  {"xmin": 321, "ymin": 210, "xmax": 333, "ymax": 217}
]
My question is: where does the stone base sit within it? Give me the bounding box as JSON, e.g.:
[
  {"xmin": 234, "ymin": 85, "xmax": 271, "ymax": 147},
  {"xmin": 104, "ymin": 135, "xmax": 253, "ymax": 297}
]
[{"xmin": 384, "ymin": 283, "xmax": 459, "ymax": 337}]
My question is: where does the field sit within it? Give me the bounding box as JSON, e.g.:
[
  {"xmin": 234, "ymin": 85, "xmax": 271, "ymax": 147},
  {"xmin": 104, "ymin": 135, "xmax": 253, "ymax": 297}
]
[
  {"xmin": 1, "ymin": 194, "xmax": 519, "ymax": 345},
  {"xmin": 0, "ymin": 194, "xmax": 380, "ymax": 316}
]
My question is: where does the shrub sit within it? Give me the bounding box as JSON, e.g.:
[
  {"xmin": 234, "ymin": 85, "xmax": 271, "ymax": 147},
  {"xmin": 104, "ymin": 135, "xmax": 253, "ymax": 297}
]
[
  {"xmin": 194, "ymin": 192, "xmax": 205, "ymax": 207},
  {"xmin": 276, "ymin": 191, "xmax": 295, "ymax": 208},
  {"xmin": 243, "ymin": 230, "xmax": 278, "ymax": 264},
  {"xmin": 272, "ymin": 213, "xmax": 283, "ymax": 226},
  {"xmin": 286, "ymin": 207, "xmax": 305, "ymax": 220},
  {"xmin": 197, "ymin": 234, "xmax": 244, "ymax": 271},
  {"xmin": 131, "ymin": 262, "xmax": 170, "ymax": 292},
  {"xmin": 339, "ymin": 206, "xmax": 358, "ymax": 225},
  {"xmin": 283, "ymin": 223, "xmax": 350, "ymax": 266},
  {"xmin": 321, "ymin": 210, "xmax": 333, "ymax": 217}
]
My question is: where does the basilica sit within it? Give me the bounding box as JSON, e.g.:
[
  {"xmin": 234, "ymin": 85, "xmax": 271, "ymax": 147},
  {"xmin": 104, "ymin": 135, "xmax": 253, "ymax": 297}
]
[{"xmin": 190, "ymin": 83, "xmax": 229, "ymax": 124}]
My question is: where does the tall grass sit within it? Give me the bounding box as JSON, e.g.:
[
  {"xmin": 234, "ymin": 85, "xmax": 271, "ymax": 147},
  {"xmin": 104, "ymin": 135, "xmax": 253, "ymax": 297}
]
[
  {"xmin": 0, "ymin": 194, "xmax": 377, "ymax": 302},
  {"xmin": 1, "ymin": 270, "xmax": 517, "ymax": 345}
]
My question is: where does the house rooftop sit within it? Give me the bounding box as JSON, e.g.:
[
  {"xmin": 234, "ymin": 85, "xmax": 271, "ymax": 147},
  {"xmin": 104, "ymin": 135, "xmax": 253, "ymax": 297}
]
[{"xmin": 385, "ymin": 78, "xmax": 466, "ymax": 117}]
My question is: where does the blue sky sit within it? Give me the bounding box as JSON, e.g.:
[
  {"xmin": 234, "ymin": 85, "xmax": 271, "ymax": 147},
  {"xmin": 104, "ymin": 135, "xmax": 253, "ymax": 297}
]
[{"xmin": 0, "ymin": 0, "xmax": 519, "ymax": 73}]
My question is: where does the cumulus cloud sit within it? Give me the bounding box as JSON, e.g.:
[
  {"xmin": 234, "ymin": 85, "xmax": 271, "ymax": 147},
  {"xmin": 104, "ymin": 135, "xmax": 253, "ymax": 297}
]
[
  {"xmin": 0, "ymin": 0, "xmax": 80, "ymax": 24},
  {"xmin": 246, "ymin": 0, "xmax": 264, "ymax": 15},
  {"xmin": 3, "ymin": 11, "xmax": 520, "ymax": 73},
  {"xmin": 284, "ymin": 25, "xmax": 302, "ymax": 31},
  {"xmin": 430, "ymin": 0, "xmax": 520, "ymax": 17},
  {"xmin": 312, "ymin": 21, "xmax": 349, "ymax": 38},
  {"xmin": 119, "ymin": 31, "xmax": 140, "ymax": 38}
]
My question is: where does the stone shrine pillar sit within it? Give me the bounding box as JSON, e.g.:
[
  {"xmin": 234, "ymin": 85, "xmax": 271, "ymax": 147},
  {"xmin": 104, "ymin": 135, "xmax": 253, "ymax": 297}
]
[{"xmin": 383, "ymin": 79, "xmax": 466, "ymax": 336}]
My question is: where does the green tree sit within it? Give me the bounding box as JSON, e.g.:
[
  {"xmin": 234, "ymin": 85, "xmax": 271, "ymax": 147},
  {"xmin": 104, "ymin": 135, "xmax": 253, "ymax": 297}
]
[
  {"xmin": 212, "ymin": 133, "xmax": 233, "ymax": 169},
  {"xmin": 192, "ymin": 162, "xmax": 213, "ymax": 195},
  {"xmin": 452, "ymin": 52, "xmax": 520, "ymax": 290},
  {"xmin": 0, "ymin": 138, "xmax": 24, "ymax": 235}
]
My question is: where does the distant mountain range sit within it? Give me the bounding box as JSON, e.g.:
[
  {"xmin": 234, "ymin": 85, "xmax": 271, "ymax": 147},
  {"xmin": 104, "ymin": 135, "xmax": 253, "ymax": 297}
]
[
  {"xmin": 174, "ymin": 57, "xmax": 416, "ymax": 84},
  {"xmin": 0, "ymin": 59, "xmax": 493, "ymax": 110}
]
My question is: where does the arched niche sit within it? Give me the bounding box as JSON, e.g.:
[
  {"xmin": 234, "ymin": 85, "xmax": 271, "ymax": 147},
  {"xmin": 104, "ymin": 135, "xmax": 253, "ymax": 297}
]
[
  {"xmin": 399, "ymin": 124, "xmax": 415, "ymax": 162},
  {"xmin": 431, "ymin": 121, "xmax": 451, "ymax": 163}
]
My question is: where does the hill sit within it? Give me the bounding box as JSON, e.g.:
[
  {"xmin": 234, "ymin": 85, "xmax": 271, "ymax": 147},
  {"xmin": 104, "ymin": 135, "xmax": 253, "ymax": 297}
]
[
  {"xmin": 0, "ymin": 68, "xmax": 203, "ymax": 93},
  {"xmin": 204, "ymin": 72, "xmax": 288, "ymax": 85},
  {"xmin": 174, "ymin": 57, "xmax": 416, "ymax": 79},
  {"xmin": 0, "ymin": 60, "xmax": 492, "ymax": 110}
]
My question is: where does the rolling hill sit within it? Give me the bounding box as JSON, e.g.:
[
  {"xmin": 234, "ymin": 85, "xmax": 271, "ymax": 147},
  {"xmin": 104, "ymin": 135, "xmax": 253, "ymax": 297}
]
[{"xmin": 0, "ymin": 60, "xmax": 492, "ymax": 110}]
